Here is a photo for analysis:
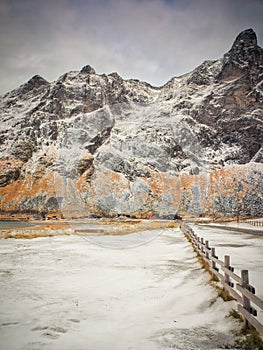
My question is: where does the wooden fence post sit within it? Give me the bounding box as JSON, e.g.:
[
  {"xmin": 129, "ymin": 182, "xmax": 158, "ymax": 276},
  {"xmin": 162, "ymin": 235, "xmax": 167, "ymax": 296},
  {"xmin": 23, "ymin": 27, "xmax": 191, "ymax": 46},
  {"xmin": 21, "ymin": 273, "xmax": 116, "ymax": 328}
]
[
  {"xmin": 197, "ymin": 236, "xmax": 200, "ymax": 250},
  {"xmin": 201, "ymin": 238, "xmax": 204, "ymax": 254},
  {"xmin": 224, "ymin": 255, "xmax": 230, "ymax": 286},
  {"xmin": 211, "ymin": 247, "xmax": 218, "ymax": 272},
  {"xmin": 205, "ymin": 240, "xmax": 210, "ymax": 259},
  {"xmin": 241, "ymin": 270, "xmax": 251, "ymax": 327}
]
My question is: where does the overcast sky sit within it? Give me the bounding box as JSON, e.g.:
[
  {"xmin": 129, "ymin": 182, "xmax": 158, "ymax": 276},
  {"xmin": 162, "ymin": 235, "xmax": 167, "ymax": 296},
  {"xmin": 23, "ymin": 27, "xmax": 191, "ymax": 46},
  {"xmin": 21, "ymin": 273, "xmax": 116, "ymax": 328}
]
[{"xmin": 0, "ymin": 0, "xmax": 263, "ymax": 94}]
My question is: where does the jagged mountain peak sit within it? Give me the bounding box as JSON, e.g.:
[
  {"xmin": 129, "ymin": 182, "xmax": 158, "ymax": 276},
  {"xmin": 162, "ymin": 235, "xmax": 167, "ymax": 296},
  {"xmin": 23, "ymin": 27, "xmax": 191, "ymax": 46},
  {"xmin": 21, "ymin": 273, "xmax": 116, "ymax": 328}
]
[
  {"xmin": 231, "ymin": 28, "xmax": 258, "ymax": 50},
  {"xmin": 217, "ymin": 28, "xmax": 263, "ymax": 82},
  {"xmin": 108, "ymin": 72, "xmax": 123, "ymax": 80},
  {"xmin": 28, "ymin": 74, "xmax": 49, "ymax": 85},
  {"xmin": 4, "ymin": 74, "xmax": 49, "ymax": 99},
  {"xmin": 21, "ymin": 74, "xmax": 49, "ymax": 92},
  {"xmin": 80, "ymin": 64, "xmax": 96, "ymax": 75}
]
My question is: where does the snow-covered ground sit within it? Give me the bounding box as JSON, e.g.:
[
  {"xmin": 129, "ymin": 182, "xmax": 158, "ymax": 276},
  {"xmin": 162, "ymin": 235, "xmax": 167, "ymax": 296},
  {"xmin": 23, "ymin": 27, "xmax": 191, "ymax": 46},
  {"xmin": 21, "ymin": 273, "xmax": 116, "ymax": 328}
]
[{"xmin": 0, "ymin": 228, "xmax": 239, "ymax": 350}]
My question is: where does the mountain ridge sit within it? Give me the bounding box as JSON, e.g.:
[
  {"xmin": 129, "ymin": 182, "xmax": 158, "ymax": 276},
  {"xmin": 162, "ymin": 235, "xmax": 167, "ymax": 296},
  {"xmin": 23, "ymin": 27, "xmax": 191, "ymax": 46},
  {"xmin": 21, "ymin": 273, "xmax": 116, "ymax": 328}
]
[{"xmin": 0, "ymin": 28, "xmax": 262, "ymax": 218}]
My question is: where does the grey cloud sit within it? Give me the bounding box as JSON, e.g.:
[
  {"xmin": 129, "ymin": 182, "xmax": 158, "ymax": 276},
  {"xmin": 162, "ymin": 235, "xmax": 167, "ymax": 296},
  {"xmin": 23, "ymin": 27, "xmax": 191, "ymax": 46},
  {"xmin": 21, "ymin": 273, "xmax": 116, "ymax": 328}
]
[{"xmin": 0, "ymin": 0, "xmax": 262, "ymax": 94}]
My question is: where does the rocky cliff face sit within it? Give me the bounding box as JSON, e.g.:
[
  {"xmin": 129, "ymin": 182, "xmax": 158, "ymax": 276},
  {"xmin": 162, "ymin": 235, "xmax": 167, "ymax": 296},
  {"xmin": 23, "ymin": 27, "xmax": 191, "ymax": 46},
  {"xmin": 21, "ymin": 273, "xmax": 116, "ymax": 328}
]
[{"xmin": 0, "ymin": 29, "xmax": 262, "ymax": 218}]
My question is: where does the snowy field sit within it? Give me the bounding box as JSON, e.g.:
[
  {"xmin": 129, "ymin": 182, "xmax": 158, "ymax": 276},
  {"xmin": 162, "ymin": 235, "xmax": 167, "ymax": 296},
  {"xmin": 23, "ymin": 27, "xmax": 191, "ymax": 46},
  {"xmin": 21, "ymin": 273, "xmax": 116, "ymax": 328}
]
[{"xmin": 0, "ymin": 227, "xmax": 241, "ymax": 350}]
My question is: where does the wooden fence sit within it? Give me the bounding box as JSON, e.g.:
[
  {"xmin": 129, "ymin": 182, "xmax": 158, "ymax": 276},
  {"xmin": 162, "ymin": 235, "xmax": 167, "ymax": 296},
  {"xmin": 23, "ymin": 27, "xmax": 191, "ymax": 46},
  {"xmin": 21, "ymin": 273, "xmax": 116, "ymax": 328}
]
[
  {"xmin": 244, "ymin": 220, "xmax": 263, "ymax": 227},
  {"xmin": 180, "ymin": 223, "xmax": 263, "ymax": 335}
]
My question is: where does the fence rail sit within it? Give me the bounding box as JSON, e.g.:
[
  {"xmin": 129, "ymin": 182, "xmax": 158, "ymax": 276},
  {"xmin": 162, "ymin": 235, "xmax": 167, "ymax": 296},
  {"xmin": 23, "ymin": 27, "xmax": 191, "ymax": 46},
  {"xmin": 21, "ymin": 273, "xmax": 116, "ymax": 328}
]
[{"xmin": 180, "ymin": 223, "xmax": 263, "ymax": 335}]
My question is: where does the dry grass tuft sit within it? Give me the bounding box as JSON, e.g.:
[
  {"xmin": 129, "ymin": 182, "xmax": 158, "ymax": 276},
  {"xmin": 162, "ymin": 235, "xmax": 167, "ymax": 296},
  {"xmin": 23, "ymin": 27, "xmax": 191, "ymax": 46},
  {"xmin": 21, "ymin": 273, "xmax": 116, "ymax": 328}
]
[{"xmin": 0, "ymin": 219, "xmax": 179, "ymax": 239}]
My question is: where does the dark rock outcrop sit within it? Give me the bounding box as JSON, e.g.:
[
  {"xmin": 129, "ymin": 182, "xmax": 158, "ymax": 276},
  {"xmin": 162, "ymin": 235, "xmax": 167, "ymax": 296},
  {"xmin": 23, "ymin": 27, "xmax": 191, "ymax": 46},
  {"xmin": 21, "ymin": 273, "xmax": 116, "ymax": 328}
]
[{"xmin": 217, "ymin": 28, "xmax": 263, "ymax": 82}]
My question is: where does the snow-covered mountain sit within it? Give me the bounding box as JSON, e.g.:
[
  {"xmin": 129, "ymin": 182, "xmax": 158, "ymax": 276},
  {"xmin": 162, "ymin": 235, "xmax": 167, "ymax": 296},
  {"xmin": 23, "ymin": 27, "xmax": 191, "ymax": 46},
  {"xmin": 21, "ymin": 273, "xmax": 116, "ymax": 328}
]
[{"xmin": 0, "ymin": 29, "xmax": 262, "ymax": 218}]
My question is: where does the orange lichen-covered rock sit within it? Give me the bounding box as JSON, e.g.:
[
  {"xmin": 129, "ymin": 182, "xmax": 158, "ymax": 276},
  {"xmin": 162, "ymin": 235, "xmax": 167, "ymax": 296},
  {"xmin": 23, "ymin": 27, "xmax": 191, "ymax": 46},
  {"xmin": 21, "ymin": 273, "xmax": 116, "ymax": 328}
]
[{"xmin": 0, "ymin": 162, "xmax": 262, "ymax": 219}]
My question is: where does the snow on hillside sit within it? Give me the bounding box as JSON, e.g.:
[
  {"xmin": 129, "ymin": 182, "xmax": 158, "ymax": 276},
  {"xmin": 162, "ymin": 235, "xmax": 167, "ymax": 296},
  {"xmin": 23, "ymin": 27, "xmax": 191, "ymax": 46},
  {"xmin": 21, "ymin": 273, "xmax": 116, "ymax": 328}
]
[{"xmin": 0, "ymin": 29, "xmax": 262, "ymax": 217}]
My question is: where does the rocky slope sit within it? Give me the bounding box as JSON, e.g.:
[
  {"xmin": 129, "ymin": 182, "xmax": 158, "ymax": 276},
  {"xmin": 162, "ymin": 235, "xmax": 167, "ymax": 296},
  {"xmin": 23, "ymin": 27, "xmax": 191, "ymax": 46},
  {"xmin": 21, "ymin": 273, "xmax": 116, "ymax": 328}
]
[{"xmin": 0, "ymin": 29, "xmax": 262, "ymax": 218}]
